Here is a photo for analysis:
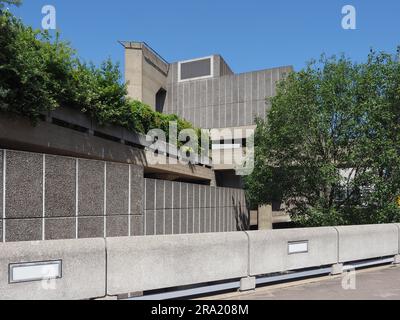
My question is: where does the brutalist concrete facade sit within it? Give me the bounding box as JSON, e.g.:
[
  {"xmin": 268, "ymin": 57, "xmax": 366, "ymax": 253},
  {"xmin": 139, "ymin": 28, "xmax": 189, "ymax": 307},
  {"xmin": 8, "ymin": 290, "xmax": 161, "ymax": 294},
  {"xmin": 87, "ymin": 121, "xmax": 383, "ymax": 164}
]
[
  {"xmin": 0, "ymin": 149, "xmax": 247, "ymax": 242},
  {"xmin": 123, "ymin": 41, "xmax": 293, "ymax": 129}
]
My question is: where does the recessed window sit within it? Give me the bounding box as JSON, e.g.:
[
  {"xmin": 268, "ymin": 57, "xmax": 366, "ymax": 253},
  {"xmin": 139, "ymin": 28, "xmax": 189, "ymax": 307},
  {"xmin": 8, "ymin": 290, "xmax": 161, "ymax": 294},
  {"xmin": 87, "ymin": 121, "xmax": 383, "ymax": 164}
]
[{"xmin": 178, "ymin": 57, "xmax": 213, "ymax": 82}]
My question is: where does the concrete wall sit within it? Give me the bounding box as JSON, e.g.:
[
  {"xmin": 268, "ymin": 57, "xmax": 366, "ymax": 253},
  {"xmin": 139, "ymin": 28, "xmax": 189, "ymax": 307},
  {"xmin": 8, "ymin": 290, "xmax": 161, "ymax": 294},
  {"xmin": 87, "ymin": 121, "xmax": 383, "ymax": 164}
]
[
  {"xmin": 0, "ymin": 224, "xmax": 400, "ymax": 299},
  {"xmin": 0, "ymin": 149, "xmax": 144, "ymax": 242},
  {"xmin": 0, "ymin": 238, "xmax": 105, "ymax": 300},
  {"xmin": 248, "ymin": 228, "xmax": 338, "ymax": 276},
  {"xmin": 336, "ymin": 224, "xmax": 399, "ymax": 263},
  {"xmin": 107, "ymin": 232, "xmax": 249, "ymax": 295},
  {"xmin": 0, "ymin": 149, "xmax": 246, "ymax": 242},
  {"xmin": 143, "ymin": 179, "xmax": 248, "ymax": 235},
  {"xmin": 164, "ymin": 66, "xmax": 292, "ymax": 129}
]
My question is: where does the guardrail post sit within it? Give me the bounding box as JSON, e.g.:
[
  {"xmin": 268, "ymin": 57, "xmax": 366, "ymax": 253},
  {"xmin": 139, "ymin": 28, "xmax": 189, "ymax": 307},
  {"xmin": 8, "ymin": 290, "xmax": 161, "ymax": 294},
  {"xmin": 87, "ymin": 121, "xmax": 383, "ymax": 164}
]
[
  {"xmin": 331, "ymin": 263, "xmax": 344, "ymax": 275},
  {"xmin": 240, "ymin": 277, "xmax": 256, "ymax": 292}
]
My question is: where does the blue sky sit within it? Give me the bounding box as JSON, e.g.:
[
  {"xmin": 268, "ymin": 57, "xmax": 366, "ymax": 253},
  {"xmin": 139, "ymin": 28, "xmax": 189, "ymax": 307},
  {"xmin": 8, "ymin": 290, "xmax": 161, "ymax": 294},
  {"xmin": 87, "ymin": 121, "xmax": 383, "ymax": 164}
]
[{"xmin": 10, "ymin": 0, "xmax": 400, "ymax": 77}]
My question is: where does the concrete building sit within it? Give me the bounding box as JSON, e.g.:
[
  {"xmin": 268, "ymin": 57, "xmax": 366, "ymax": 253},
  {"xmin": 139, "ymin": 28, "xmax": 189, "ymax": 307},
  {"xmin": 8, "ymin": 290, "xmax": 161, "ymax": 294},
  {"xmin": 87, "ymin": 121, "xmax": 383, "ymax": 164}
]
[{"xmin": 122, "ymin": 41, "xmax": 293, "ymax": 189}]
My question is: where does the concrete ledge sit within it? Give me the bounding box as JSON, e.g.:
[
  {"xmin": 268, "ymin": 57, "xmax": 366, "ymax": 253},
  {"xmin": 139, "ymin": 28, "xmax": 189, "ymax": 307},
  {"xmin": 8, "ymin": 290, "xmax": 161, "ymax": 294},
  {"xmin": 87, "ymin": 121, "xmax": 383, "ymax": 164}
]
[
  {"xmin": 106, "ymin": 233, "xmax": 249, "ymax": 296},
  {"xmin": 336, "ymin": 224, "xmax": 399, "ymax": 263},
  {"xmin": 0, "ymin": 239, "xmax": 106, "ymax": 300},
  {"xmin": 247, "ymin": 227, "xmax": 338, "ymax": 276},
  {"xmin": 240, "ymin": 277, "xmax": 256, "ymax": 292}
]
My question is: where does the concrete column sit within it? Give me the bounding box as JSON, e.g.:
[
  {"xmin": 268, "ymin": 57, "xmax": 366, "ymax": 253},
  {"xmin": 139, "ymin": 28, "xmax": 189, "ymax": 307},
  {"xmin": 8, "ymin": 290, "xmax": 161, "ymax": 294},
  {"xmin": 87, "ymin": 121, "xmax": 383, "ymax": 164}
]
[
  {"xmin": 240, "ymin": 277, "xmax": 256, "ymax": 292},
  {"xmin": 331, "ymin": 263, "xmax": 344, "ymax": 275},
  {"xmin": 258, "ymin": 205, "xmax": 273, "ymax": 230}
]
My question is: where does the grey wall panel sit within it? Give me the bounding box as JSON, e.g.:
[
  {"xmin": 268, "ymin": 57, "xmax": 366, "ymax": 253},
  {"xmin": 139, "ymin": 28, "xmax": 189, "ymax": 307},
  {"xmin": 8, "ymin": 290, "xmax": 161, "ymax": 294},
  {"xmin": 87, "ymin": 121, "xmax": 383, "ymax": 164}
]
[
  {"xmin": 0, "ymin": 151, "xmax": 2, "ymax": 231},
  {"xmin": 78, "ymin": 159, "xmax": 104, "ymax": 217},
  {"xmin": 194, "ymin": 208, "xmax": 200, "ymax": 233},
  {"xmin": 5, "ymin": 219, "xmax": 42, "ymax": 242},
  {"xmin": 156, "ymin": 179, "xmax": 165, "ymax": 209},
  {"xmin": 155, "ymin": 210, "xmax": 164, "ymax": 235},
  {"xmin": 6, "ymin": 151, "xmax": 43, "ymax": 219},
  {"xmin": 164, "ymin": 180, "xmax": 172, "ymax": 209},
  {"xmin": 45, "ymin": 155, "xmax": 75, "ymax": 218},
  {"xmin": 187, "ymin": 207, "xmax": 194, "ymax": 234},
  {"xmin": 172, "ymin": 209, "xmax": 180, "ymax": 234},
  {"xmin": 173, "ymin": 182, "xmax": 181, "ymax": 209},
  {"xmin": 45, "ymin": 217, "xmax": 76, "ymax": 240},
  {"xmin": 181, "ymin": 208, "xmax": 188, "ymax": 234},
  {"xmin": 0, "ymin": 219, "xmax": 2, "ymax": 243},
  {"xmin": 145, "ymin": 179, "xmax": 155, "ymax": 210},
  {"xmin": 106, "ymin": 162, "xmax": 129, "ymax": 216},
  {"xmin": 78, "ymin": 217, "xmax": 104, "ymax": 239},
  {"xmin": 131, "ymin": 215, "xmax": 144, "ymax": 236},
  {"xmin": 106, "ymin": 215, "xmax": 129, "ymax": 238},
  {"xmin": 145, "ymin": 210, "xmax": 155, "ymax": 236},
  {"xmin": 131, "ymin": 165, "xmax": 144, "ymax": 216},
  {"xmin": 165, "ymin": 209, "xmax": 173, "ymax": 235}
]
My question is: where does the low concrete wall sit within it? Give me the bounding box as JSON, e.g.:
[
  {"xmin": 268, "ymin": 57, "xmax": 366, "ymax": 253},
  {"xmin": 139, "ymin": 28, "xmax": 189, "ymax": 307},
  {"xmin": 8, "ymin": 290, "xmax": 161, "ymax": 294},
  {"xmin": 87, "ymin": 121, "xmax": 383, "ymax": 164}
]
[
  {"xmin": 106, "ymin": 232, "xmax": 249, "ymax": 295},
  {"xmin": 247, "ymin": 227, "xmax": 338, "ymax": 276},
  {"xmin": 0, "ymin": 238, "xmax": 106, "ymax": 300},
  {"xmin": 336, "ymin": 224, "xmax": 399, "ymax": 263}
]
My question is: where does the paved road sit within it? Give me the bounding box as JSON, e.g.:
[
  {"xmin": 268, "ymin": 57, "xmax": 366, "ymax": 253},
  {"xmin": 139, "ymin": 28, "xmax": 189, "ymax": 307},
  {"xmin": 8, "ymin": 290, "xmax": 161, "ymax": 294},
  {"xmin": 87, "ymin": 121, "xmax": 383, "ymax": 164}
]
[{"xmin": 202, "ymin": 265, "xmax": 400, "ymax": 300}]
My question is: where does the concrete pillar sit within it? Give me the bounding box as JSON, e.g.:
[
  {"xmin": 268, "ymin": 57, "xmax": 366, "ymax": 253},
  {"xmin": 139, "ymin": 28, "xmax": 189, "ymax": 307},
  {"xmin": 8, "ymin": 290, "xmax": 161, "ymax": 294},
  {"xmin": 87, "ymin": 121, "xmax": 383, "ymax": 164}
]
[
  {"xmin": 331, "ymin": 263, "xmax": 344, "ymax": 275},
  {"xmin": 393, "ymin": 255, "xmax": 400, "ymax": 264},
  {"xmin": 240, "ymin": 277, "xmax": 256, "ymax": 292},
  {"xmin": 258, "ymin": 205, "xmax": 273, "ymax": 230}
]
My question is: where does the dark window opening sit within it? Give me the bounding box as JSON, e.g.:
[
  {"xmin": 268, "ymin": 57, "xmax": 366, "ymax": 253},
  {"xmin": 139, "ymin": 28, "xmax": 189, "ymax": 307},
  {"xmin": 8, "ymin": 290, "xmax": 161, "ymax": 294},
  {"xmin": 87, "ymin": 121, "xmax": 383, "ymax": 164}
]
[
  {"xmin": 156, "ymin": 88, "xmax": 167, "ymax": 113},
  {"xmin": 180, "ymin": 58, "xmax": 211, "ymax": 80}
]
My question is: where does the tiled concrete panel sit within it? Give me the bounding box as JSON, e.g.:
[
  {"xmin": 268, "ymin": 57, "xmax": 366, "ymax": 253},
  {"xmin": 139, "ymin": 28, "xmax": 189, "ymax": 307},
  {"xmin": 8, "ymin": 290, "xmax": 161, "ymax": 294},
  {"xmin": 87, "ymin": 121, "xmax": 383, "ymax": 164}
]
[
  {"xmin": 211, "ymin": 187, "xmax": 216, "ymax": 208},
  {"xmin": 106, "ymin": 215, "xmax": 129, "ymax": 238},
  {"xmin": 251, "ymin": 100, "xmax": 258, "ymax": 121},
  {"xmin": 216, "ymin": 207, "xmax": 221, "ymax": 232},
  {"xmin": 155, "ymin": 210, "xmax": 164, "ymax": 235},
  {"xmin": 6, "ymin": 219, "xmax": 42, "ymax": 242},
  {"xmin": 258, "ymin": 71, "xmax": 266, "ymax": 101},
  {"xmin": 188, "ymin": 82, "xmax": 194, "ymax": 109},
  {"xmin": 225, "ymin": 103, "xmax": 233, "ymax": 128},
  {"xmin": 6, "ymin": 151, "xmax": 43, "ymax": 219},
  {"xmin": 200, "ymin": 185, "xmax": 206, "ymax": 209},
  {"xmin": 199, "ymin": 208, "xmax": 206, "ymax": 233},
  {"xmin": 219, "ymin": 103, "xmax": 226, "ymax": 128},
  {"xmin": 199, "ymin": 80, "xmax": 207, "ymax": 107},
  {"xmin": 106, "ymin": 163, "xmax": 129, "ymax": 216},
  {"xmin": 164, "ymin": 181, "xmax": 173, "ymax": 209},
  {"xmin": 206, "ymin": 79, "xmax": 213, "ymax": 106},
  {"xmin": 131, "ymin": 215, "xmax": 144, "ymax": 236},
  {"xmin": 78, "ymin": 159, "xmax": 104, "ymax": 217},
  {"xmin": 193, "ymin": 184, "xmax": 200, "ymax": 209},
  {"xmin": 212, "ymin": 105, "xmax": 220, "ymax": 129},
  {"xmin": 251, "ymin": 72, "xmax": 259, "ymax": 100},
  {"xmin": 145, "ymin": 179, "xmax": 155, "ymax": 210},
  {"xmin": 205, "ymin": 208, "xmax": 211, "ymax": 233},
  {"xmin": 265, "ymin": 71, "xmax": 273, "ymax": 97},
  {"xmin": 194, "ymin": 208, "xmax": 200, "ymax": 234},
  {"xmin": 244, "ymin": 73, "xmax": 252, "ymax": 104},
  {"xmin": 0, "ymin": 219, "xmax": 2, "ymax": 242},
  {"xmin": 187, "ymin": 184, "xmax": 194, "ymax": 209},
  {"xmin": 45, "ymin": 217, "xmax": 76, "ymax": 240},
  {"xmin": 78, "ymin": 216, "xmax": 104, "ymax": 239},
  {"xmin": 181, "ymin": 208, "xmax": 188, "ymax": 234},
  {"xmin": 145, "ymin": 210, "xmax": 155, "ymax": 236},
  {"xmin": 173, "ymin": 209, "xmax": 180, "ymax": 234},
  {"xmin": 200, "ymin": 106, "xmax": 207, "ymax": 129},
  {"xmin": 173, "ymin": 182, "xmax": 181, "ymax": 209},
  {"xmin": 187, "ymin": 208, "xmax": 194, "ymax": 234},
  {"xmin": 181, "ymin": 183, "xmax": 188, "ymax": 209},
  {"xmin": 238, "ymin": 74, "xmax": 245, "ymax": 103},
  {"xmin": 211, "ymin": 207, "xmax": 216, "ymax": 232},
  {"xmin": 195, "ymin": 81, "xmax": 201, "ymax": 108},
  {"xmin": 165, "ymin": 209, "xmax": 173, "ymax": 235},
  {"xmin": 131, "ymin": 165, "xmax": 144, "ymax": 216},
  {"xmin": 212, "ymin": 78, "xmax": 220, "ymax": 107},
  {"xmin": 220, "ymin": 76, "xmax": 226, "ymax": 106},
  {"xmin": 156, "ymin": 179, "xmax": 165, "ymax": 209},
  {"xmin": 238, "ymin": 103, "xmax": 246, "ymax": 126}
]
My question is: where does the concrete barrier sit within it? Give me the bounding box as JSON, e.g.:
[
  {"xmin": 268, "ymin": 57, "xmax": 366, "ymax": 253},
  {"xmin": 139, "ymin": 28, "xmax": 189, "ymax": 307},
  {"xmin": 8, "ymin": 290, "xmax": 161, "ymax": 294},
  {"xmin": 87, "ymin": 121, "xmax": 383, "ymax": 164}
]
[
  {"xmin": 247, "ymin": 227, "xmax": 338, "ymax": 276},
  {"xmin": 0, "ymin": 239, "xmax": 106, "ymax": 300},
  {"xmin": 106, "ymin": 232, "xmax": 249, "ymax": 295},
  {"xmin": 335, "ymin": 224, "xmax": 399, "ymax": 263}
]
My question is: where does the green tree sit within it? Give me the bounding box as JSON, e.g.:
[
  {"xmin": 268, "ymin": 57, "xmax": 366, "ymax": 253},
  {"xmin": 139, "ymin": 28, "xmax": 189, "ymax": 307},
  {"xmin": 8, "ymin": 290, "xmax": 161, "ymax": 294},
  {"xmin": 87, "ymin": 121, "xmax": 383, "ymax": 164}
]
[
  {"xmin": 0, "ymin": 0, "xmax": 21, "ymax": 10},
  {"xmin": 245, "ymin": 50, "xmax": 400, "ymax": 227}
]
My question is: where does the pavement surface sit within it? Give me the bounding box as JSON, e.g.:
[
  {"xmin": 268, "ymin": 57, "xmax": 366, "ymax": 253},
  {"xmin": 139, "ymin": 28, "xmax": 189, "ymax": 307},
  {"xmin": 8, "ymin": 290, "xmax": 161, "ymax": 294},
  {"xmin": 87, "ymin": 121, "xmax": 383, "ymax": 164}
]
[{"xmin": 200, "ymin": 265, "xmax": 400, "ymax": 300}]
